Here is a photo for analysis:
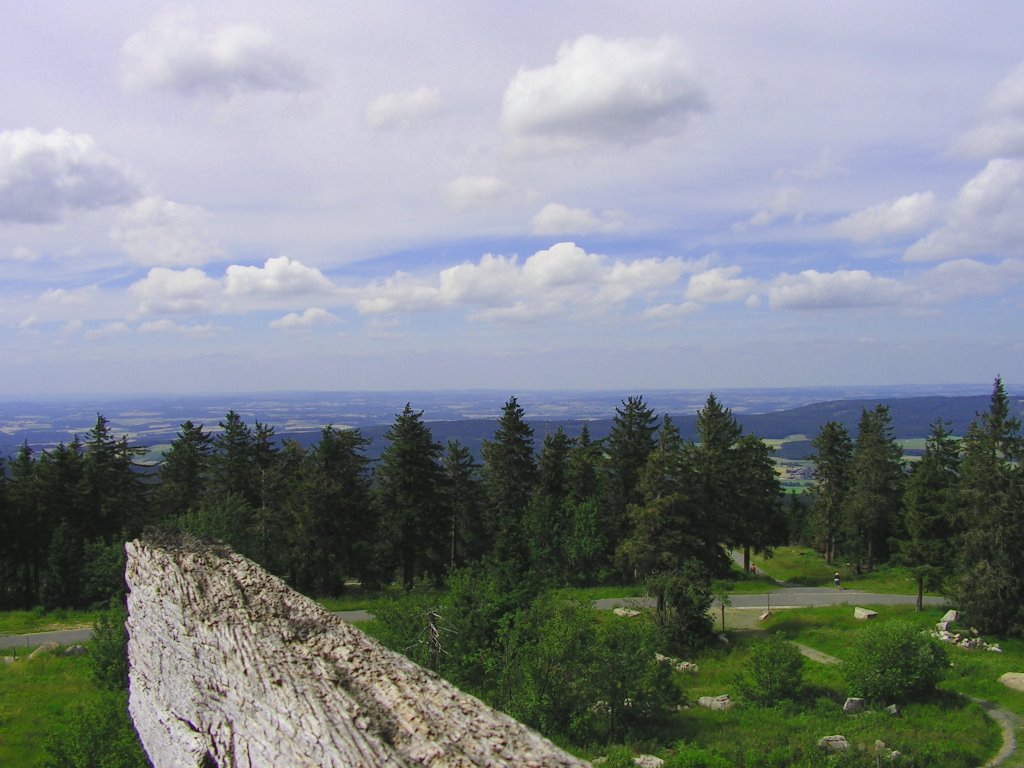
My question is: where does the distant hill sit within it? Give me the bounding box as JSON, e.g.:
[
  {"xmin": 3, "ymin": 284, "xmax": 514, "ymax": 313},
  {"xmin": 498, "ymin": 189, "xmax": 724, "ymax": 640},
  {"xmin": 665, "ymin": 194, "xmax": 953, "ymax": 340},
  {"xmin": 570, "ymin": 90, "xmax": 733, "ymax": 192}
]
[
  {"xmin": 285, "ymin": 394, "xmax": 1020, "ymax": 461},
  {"xmin": 2, "ymin": 392, "xmax": 1019, "ymax": 461}
]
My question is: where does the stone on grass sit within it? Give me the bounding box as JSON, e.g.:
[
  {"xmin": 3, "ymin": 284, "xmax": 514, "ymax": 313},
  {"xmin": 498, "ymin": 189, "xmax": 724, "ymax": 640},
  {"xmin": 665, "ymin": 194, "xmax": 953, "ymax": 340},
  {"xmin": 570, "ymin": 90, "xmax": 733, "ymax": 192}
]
[
  {"xmin": 854, "ymin": 607, "xmax": 878, "ymax": 621},
  {"xmin": 697, "ymin": 695, "xmax": 734, "ymax": 711},
  {"xmin": 940, "ymin": 609, "xmax": 960, "ymax": 624},
  {"xmin": 885, "ymin": 704, "xmax": 900, "ymax": 717},
  {"xmin": 28, "ymin": 641, "xmax": 59, "ymax": 660},
  {"xmin": 63, "ymin": 644, "xmax": 88, "ymax": 657},
  {"xmin": 842, "ymin": 697, "xmax": 865, "ymax": 714},
  {"xmin": 999, "ymin": 673, "xmax": 1024, "ymax": 692},
  {"xmin": 655, "ymin": 653, "xmax": 698, "ymax": 673},
  {"xmin": 633, "ymin": 755, "xmax": 664, "ymax": 768},
  {"xmin": 758, "ymin": 610, "xmax": 772, "ymax": 621},
  {"xmin": 613, "ymin": 607, "xmax": 641, "ymax": 618},
  {"xmin": 818, "ymin": 735, "xmax": 849, "ymax": 751}
]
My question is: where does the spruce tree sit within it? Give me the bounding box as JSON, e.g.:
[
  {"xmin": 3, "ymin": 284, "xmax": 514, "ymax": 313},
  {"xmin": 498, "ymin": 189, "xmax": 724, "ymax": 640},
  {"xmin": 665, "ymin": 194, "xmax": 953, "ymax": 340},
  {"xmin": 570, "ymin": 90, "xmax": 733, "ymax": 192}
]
[
  {"xmin": 156, "ymin": 420, "xmax": 213, "ymax": 520},
  {"xmin": 953, "ymin": 376, "xmax": 1024, "ymax": 633},
  {"xmin": 843, "ymin": 405, "xmax": 905, "ymax": 572},
  {"xmin": 602, "ymin": 396, "xmax": 658, "ymax": 571},
  {"xmin": 443, "ymin": 440, "xmax": 487, "ymax": 567},
  {"xmin": 810, "ymin": 421, "xmax": 852, "ymax": 565},
  {"xmin": 290, "ymin": 426, "xmax": 373, "ymax": 594},
  {"xmin": 481, "ymin": 396, "xmax": 536, "ymax": 567},
  {"xmin": 375, "ymin": 404, "xmax": 449, "ymax": 588},
  {"xmin": 896, "ymin": 420, "xmax": 959, "ymax": 610}
]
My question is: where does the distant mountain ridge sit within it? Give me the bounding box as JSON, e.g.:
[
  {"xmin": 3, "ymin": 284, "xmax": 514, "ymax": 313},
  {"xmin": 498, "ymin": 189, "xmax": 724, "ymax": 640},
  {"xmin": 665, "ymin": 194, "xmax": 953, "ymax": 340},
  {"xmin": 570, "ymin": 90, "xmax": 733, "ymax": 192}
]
[
  {"xmin": 1, "ymin": 391, "xmax": 1019, "ymax": 460},
  {"xmin": 290, "ymin": 394, "xmax": 1021, "ymax": 461}
]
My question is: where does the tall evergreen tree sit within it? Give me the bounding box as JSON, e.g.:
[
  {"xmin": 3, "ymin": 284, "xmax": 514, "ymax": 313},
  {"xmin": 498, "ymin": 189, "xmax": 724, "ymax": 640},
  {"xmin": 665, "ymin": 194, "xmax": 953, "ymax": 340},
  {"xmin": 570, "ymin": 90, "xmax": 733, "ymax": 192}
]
[
  {"xmin": 731, "ymin": 433, "xmax": 785, "ymax": 572},
  {"xmin": 155, "ymin": 420, "xmax": 213, "ymax": 520},
  {"xmin": 602, "ymin": 396, "xmax": 658, "ymax": 571},
  {"xmin": 895, "ymin": 419, "xmax": 960, "ymax": 610},
  {"xmin": 810, "ymin": 421, "xmax": 853, "ymax": 565},
  {"xmin": 443, "ymin": 440, "xmax": 487, "ymax": 567},
  {"xmin": 290, "ymin": 426, "xmax": 373, "ymax": 594},
  {"xmin": 843, "ymin": 405, "xmax": 905, "ymax": 572},
  {"xmin": 525, "ymin": 427, "xmax": 573, "ymax": 582},
  {"xmin": 566, "ymin": 422, "xmax": 600, "ymax": 504},
  {"xmin": 691, "ymin": 394, "xmax": 744, "ymax": 574},
  {"xmin": 481, "ymin": 396, "xmax": 536, "ymax": 566},
  {"xmin": 209, "ymin": 410, "xmax": 257, "ymax": 505},
  {"xmin": 375, "ymin": 405, "xmax": 449, "ymax": 587},
  {"xmin": 82, "ymin": 414, "xmax": 143, "ymax": 539},
  {"xmin": 953, "ymin": 376, "xmax": 1024, "ymax": 633},
  {"xmin": 3, "ymin": 443, "xmax": 43, "ymax": 607}
]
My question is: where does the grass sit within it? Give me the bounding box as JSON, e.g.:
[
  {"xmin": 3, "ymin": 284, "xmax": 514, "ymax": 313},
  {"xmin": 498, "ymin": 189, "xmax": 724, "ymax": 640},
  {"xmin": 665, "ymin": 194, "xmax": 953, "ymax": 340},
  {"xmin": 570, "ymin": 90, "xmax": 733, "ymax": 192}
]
[
  {"xmin": 754, "ymin": 546, "xmax": 929, "ymax": 594},
  {"xmin": 0, "ymin": 608, "xmax": 99, "ymax": 637},
  {"xmin": 0, "ymin": 649, "xmax": 94, "ymax": 766},
  {"xmin": 639, "ymin": 612, "xmax": 1003, "ymax": 768}
]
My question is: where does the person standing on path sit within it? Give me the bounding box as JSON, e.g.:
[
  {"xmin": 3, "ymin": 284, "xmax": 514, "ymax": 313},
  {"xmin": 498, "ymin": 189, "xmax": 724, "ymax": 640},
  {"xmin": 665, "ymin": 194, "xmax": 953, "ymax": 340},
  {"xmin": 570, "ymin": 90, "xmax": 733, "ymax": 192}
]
[{"xmin": 833, "ymin": 572, "xmax": 841, "ymax": 591}]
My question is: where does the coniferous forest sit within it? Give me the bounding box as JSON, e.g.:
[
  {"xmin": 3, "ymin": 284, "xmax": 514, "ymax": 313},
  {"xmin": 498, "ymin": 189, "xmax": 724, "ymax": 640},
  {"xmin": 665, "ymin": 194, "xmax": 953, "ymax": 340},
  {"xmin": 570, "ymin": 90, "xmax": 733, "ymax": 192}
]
[{"xmin": 1, "ymin": 378, "xmax": 1021, "ymax": 639}]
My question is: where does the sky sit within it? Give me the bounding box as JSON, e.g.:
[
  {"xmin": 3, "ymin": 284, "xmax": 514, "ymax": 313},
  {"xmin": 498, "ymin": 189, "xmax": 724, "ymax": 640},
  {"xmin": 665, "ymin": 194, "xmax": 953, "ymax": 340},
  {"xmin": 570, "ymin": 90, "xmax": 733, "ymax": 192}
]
[{"xmin": 2, "ymin": 2, "xmax": 1024, "ymax": 396}]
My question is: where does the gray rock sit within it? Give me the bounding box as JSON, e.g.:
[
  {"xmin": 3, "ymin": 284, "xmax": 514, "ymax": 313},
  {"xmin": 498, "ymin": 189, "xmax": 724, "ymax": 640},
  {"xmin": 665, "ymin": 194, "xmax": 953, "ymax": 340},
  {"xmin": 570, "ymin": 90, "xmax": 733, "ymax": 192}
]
[
  {"xmin": 818, "ymin": 735, "xmax": 850, "ymax": 751},
  {"xmin": 697, "ymin": 694, "xmax": 734, "ymax": 711},
  {"xmin": 886, "ymin": 703, "xmax": 900, "ymax": 716},
  {"xmin": 842, "ymin": 697, "xmax": 865, "ymax": 714},
  {"xmin": 940, "ymin": 609, "xmax": 960, "ymax": 624},
  {"xmin": 854, "ymin": 607, "xmax": 878, "ymax": 620},
  {"xmin": 999, "ymin": 672, "xmax": 1024, "ymax": 692},
  {"xmin": 633, "ymin": 756, "xmax": 664, "ymax": 768},
  {"xmin": 62, "ymin": 644, "xmax": 89, "ymax": 657},
  {"xmin": 28, "ymin": 641, "xmax": 59, "ymax": 660}
]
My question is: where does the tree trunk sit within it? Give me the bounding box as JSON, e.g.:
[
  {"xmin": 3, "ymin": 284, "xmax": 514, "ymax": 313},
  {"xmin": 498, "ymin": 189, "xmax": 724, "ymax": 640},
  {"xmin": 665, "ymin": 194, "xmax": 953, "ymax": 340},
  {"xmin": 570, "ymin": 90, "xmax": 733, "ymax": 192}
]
[
  {"xmin": 743, "ymin": 545, "xmax": 751, "ymax": 573},
  {"xmin": 916, "ymin": 574, "xmax": 923, "ymax": 612}
]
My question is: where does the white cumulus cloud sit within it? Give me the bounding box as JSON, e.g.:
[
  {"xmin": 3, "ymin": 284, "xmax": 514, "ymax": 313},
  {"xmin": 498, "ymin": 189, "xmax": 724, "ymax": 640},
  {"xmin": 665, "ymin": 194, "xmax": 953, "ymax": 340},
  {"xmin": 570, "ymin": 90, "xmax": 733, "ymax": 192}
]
[
  {"xmin": 0, "ymin": 128, "xmax": 139, "ymax": 223},
  {"xmin": 685, "ymin": 266, "xmax": 758, "ymax": 303},
  {"xmin": 353, "ymin": 242, "xmax": 701, "ymax": 320},
  {"xmin": 131, "ymin": 267, "xmax": 220, "ymax": 315},
  {"xmin": 269, "ymin": 307, "xmax": 336, "ymax": 329},
  {"xmin": 110, "ymin": 196, "xmax": 221, "ymax": 266},
  {"xmin": 501, "ymin": 35, "xmax": 707, "ymax": 151},
  {"xmin": 366, "ymin": 86, "xmax": 442, "ymax": 129},
  {"xmin": 905, "ymin": 158, "xmax": 1024, "ymax": 261},
  {"xmin": 225, "ymin": 256, "xmax": 333, "ymax": 296},
  {"xmin": 832, "ymin": 192, "xmax": 938, "ymax": 242},
  {"xmin": 441, "ymin": 175, "xmax": 506, "ymax": 211},
  {"xmin": 121, "ymin": 14, "xmax": 311, "ymax": 97},
  {"xmin": 530, "ymin": 203, "xmax": 626, "ymax": 235},
  {"xmin": 769, "ymin": 269, "xmax": 904, "ymax": 310}
]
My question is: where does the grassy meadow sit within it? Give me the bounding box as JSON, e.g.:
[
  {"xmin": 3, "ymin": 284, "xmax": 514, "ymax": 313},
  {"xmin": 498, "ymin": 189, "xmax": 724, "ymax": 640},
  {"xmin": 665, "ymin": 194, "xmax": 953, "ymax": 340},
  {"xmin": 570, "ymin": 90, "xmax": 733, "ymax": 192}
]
[{"xmin": 1, "ymin": 548, "xmax": 1018, "ymax": 767}]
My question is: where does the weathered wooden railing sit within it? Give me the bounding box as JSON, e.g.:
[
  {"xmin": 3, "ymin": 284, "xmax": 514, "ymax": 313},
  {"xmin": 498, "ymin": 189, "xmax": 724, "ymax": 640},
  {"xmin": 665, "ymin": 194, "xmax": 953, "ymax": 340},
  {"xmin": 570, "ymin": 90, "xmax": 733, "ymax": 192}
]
[{"xmin": 125, "ymin": 536, "xmax": 589, "ymax": 768}]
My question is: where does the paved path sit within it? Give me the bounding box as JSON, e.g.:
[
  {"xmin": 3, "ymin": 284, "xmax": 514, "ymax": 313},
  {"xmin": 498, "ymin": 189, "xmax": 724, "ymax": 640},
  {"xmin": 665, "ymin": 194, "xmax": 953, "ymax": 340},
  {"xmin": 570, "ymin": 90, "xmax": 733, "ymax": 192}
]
[
  {"xmin": 595, "ymin": 588, "xmax": 946, "ymax": 612},
  {"xmin": 0, "ymin": 626, "xmax": 92, "ymax": 649}
]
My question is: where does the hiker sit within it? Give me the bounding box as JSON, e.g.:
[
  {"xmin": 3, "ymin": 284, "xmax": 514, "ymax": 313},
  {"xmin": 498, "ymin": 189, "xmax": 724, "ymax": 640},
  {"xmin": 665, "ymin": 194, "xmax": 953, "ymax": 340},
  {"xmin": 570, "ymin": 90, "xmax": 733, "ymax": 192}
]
[{"xmin": 833, "ymin": 572, "xmax": 841, "ymax": 591}]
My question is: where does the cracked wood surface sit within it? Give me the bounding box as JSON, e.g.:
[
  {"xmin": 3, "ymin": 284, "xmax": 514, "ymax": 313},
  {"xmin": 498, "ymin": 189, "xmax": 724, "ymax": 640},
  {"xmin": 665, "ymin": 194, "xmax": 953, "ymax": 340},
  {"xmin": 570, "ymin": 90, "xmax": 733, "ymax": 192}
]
[{"xmin": 126, "ymin": 538, "xmax": 590, "ymax": 768}]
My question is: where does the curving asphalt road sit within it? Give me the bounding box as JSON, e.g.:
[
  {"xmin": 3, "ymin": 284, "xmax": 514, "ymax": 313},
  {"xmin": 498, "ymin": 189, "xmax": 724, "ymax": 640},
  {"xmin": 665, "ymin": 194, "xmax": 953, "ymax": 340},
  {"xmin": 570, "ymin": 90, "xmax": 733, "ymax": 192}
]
[
  {"xmin": 1, "ymin": 584, "xmax": 944, "ymax": 649},
  {"xmin": 595, "ymin": 586, "xmax": 946, "ymax": 612}
]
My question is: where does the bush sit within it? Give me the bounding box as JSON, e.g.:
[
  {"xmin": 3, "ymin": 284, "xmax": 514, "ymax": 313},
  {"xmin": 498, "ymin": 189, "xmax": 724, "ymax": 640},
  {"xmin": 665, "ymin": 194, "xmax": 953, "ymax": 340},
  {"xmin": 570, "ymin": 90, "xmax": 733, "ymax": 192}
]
[
  {"xmin": 842, "ymin": 619, "xmax": 948, "ymax": 703},
  {"xmin": 40, "ymin": 690, "xmax": 150, "ymax": 768},
  {"xmin": 734, "ymin": 633, "xmax": 805, "ymax": 705},
  {"xmin": 90, "ymin": 599, "xmax": 129, "ymax": 691}
]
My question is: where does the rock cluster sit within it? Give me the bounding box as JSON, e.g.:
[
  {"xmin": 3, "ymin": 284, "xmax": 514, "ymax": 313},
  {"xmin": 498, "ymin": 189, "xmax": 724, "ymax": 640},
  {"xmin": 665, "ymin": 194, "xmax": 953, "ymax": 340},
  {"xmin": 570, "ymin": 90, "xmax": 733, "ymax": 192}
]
[
  {"xmin": 930, "ymin": 610, "xmax": 1002, "ymax": 652},
  {"xmin": 655, "ymin": 653, "xmax": 698, "ymax": 673}
]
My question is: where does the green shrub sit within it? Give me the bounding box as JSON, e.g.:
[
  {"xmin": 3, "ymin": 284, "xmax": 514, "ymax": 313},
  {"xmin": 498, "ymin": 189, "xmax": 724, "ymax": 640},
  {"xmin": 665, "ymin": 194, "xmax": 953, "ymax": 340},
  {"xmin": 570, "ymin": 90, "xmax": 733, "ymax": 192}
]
[
  {"xmin": 664, "ymin": 742, "xmax": 731, "ymax": 768},
  {"xmin": 89, "ymin": 599, "xmax": 129, "ymax": 691},
  {"xmin": 842, "ymin": 619, "xmax": 948, "ymax": 703},
  {"xmin": 40, "ymin": 690, "xmax": 150, "ymax": 768},
  {"xmin": 734, "ymin": 632, "xmax": 805, "ymax": 705}
]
